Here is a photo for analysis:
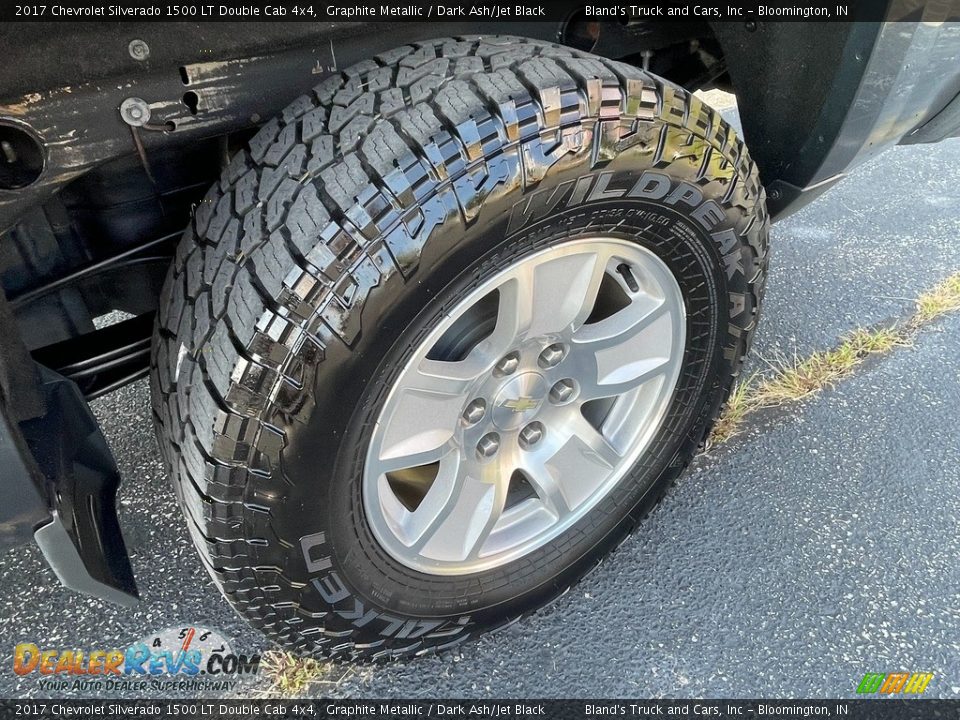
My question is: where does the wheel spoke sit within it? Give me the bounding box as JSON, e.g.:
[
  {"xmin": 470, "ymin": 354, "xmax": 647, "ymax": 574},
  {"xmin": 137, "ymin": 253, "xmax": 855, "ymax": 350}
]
[
  {"xmin": 395, "ymin": 452, "xmax": 459, "ymax": 542},
  {"xmin": 373, "ymin": 440, "xmax": 453, "ymax": 476},
  {"xmin": 486, "ymin": 251, "xmax": 606, "ymax": 351},
  {"xmin": 415, "ymin": 462, "xmax": 506, "ymax": 562},
  {"xmin": 375, "ymin": 359, "xmax": 476, "ymax": 466},
  {"xmin": 573, "ymin": 299, "xmax": 675, "ymax": 400},
  {"xmin": 523, "ymin": 413, "xmax": 622, "ymax": 514},
  {"xmin": 413, "ymin": 357, "xmax": 485, "ymax": 393},
  {"xmin": 518, "ymin": 456, "xmax": 572, "ymax": 520},
  {"xmin": 566, "ymin": 413, "xmax": 623, "ymax": 468}
]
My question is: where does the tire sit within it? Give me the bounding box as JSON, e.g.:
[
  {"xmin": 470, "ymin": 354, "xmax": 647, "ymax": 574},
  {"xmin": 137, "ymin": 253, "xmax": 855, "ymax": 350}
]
[{"xmin": 151, "ymin": 36, "xmax": 768, "ymax": 661}]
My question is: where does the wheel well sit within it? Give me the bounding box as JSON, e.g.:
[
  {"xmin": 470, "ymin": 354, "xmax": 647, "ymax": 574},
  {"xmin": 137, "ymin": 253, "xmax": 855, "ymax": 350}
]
[
  {"xmin": 561, "ymin": 15, "xmax": 731, "ymax": 92},
  {"xmin": 0, "ymin": 21, "xmax": 767, "ymax": 398}
]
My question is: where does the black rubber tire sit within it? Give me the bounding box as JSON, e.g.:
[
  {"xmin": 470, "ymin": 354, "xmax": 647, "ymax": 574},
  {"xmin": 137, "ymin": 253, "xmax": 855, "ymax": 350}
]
[{"xmin": 151, "ymin": 36, "xmax": 768, "ymax": 661}]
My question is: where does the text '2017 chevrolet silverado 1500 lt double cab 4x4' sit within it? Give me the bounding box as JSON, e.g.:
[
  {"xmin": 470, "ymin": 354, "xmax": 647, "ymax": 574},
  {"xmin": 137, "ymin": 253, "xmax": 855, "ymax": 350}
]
[{"xmin": 1, "ymin": 4, "xmax": 958, "ymax": 660}]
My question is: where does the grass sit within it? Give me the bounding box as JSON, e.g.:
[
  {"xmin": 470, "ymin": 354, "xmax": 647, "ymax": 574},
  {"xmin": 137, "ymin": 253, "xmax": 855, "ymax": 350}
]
[
  {"xmin": 709, "ymin": 371, "xmax": 759, "ymax": 446},
  {"xmin": 259, "ymin": 651, "xmax": 333, "ymax": 695},
  {"xmin": 257, "ymin": 650, "xmax": 370, "ymax": 697},
  {"xmin": 911, "ymin": 272, "xmax": 960, "ymax": 327},
  {"xmin": 709, "ymin": 271, "xmax": 960, "ymax": 446}
]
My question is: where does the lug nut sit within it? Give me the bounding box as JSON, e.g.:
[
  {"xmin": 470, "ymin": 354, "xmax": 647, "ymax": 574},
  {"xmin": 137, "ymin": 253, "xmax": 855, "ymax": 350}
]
[
  {"xmin": 538, "ymin": 343, "xmax": 566, "ymax": 369},
  {"xmin": 494, "ymin": 352, "xmax": 520, "ymax": 376},
  {"xmin": 462, "ymin": 398, "xmax": 486, "ymax": 425},
  {"xmin": 550, "ymin": 379, "xmax": 577, "ymax": 405},
  {"xmin": 519, "ymin": 422, "xmax": 545, "ymax": 450},
  {"xmin": 477, "ymin": 432, "xmax": 501, "ymax": 459}
]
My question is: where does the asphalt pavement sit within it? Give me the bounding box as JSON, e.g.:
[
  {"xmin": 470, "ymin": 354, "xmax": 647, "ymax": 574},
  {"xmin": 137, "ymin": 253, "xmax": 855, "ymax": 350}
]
[{"xmin": 1, "ymin": 108, "xmax": 958, "ymax": 699}]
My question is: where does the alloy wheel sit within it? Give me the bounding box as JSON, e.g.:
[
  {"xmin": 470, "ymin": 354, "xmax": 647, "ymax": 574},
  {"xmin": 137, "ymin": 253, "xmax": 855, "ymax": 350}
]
[{"xmin": 363, "ymin": 238, "xmax": 687, "ymax": 575}]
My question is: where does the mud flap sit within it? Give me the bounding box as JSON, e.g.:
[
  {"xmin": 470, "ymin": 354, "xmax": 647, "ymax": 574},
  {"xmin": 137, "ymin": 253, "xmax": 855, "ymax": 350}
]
[{"xmin": 22, "ymin": 368, "xmax": 138, "ymax": 606}]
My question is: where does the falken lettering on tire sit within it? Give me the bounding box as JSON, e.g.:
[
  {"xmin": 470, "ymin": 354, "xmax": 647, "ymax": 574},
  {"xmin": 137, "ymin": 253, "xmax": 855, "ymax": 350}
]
[{"xmin": 151, "ymin": 36, "xmax": 768, "ymax": 661}]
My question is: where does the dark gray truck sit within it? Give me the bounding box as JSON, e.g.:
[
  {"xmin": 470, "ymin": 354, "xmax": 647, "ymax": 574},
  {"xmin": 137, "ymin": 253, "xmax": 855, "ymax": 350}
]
[{"xmin": 1, "ymin": 8, "xmax": 959, "ymax": 660}]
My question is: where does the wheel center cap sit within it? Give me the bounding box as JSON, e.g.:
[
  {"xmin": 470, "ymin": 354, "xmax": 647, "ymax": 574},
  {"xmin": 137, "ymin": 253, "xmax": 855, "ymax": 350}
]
[{"xmin": 492, "ymin": 372, "xmax": 547, "ymax": 430}]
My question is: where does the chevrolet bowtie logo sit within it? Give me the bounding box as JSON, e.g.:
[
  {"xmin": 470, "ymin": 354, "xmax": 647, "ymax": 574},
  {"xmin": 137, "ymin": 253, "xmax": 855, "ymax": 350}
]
[{"xmin": 501, "ymin": 397, "xmax": 539, "ymax": 412}]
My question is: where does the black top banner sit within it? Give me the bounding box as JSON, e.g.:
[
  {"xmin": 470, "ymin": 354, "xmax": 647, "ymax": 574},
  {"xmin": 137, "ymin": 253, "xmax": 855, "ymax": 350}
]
[
  {"xmin": 2, "ymin": 699, "xmax": 960, "ymax": 719},
  {"xmin": 5, "ymin": 0, "xmax": 959, "ymax": 23}
]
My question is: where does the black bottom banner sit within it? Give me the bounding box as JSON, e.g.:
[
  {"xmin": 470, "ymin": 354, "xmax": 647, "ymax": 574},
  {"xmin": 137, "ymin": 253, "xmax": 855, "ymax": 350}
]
[{"xmin": 1, "ymin": 699, "xmax": 956, "ymax": 720}]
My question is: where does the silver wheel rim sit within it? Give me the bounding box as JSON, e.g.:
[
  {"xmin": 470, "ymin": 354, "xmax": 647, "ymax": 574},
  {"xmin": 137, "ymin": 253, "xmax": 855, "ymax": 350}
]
[{"xmin": 362, "ymin": 238, "xmax": 686, "ymax": 575}]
